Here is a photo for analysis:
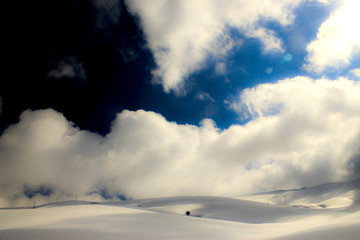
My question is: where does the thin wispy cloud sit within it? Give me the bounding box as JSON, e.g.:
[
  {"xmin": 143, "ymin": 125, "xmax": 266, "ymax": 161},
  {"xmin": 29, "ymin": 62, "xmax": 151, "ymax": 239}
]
[
  {"xmin": 93, "ymin": 0, "xmax": 122, "ymax": 29},
  {"xmin": 350, "ymin": 68, "xmax": 360, "ymax": 78},
  {"xmin": 196, "ymin": 91, "xmax": 215, "ymax": 102},
  {"xmin": 48, "ymin": 56, "xmax": 87, "ymax": 82}
]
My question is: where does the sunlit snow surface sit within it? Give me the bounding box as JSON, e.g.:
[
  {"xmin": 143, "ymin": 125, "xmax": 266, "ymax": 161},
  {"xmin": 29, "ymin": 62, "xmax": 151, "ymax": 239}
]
[{"xmin": 1, "ymin": 181, "xmax": 360, "ymax": 240}]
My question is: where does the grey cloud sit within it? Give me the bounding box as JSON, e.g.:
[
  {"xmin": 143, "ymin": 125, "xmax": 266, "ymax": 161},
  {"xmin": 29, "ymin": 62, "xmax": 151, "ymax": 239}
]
[
  {"xmin": 93, "ymin": 0, "xmax": 122, "ymax": 29},
  {"xmin": 119, "ymin": 48, "xmax": 138, "ymax": 63},
  {"xmin": 48, "ymin": 56, "xmax": 87, "ymax": 82},
  {"xmin": 347, "ymin": 153, "xmax": 360, "ymax": 179}
]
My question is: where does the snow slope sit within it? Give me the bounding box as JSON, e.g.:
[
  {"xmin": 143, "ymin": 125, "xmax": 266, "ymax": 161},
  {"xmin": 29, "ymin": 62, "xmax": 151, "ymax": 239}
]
[
  {"xmin": 1, "ymin": 180, "xmax": 360, "ymax": 240},
  {"xmin": 239, "ymin": 179, "xmax": 360, "ymax": 209}
]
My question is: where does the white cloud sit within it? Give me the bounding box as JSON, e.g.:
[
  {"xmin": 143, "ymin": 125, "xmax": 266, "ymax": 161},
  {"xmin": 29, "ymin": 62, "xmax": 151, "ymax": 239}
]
[
  {"xmin": 350, "ymin": 68, "xmax": 360, "ymax": 78},
  {"xmin": 304, "ymin": 0, "xmax": 360, "ymax": 73},
  {"xmin": 125, "ymin": 0, "xmax": 306, "ymax": 94},
  {"xmin": 244, "ymin": 27, "xmax": 285, "ymax": 54},
  {"xmin": 1, "ymin": 76, "xmax": 360, "ymax": 206}
]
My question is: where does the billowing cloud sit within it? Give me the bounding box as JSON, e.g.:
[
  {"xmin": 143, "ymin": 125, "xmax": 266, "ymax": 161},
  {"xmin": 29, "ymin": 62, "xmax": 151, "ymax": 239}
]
[
  {"xmin": 304, "ymin": 0, "xmax": 360, "ymax": 73},
  {"xmin": 1, "ymin": 76, "xmax": 360, "ymax": 207},
  {"xmin": 125, "ymin": 0, "xmax": 308, "ymax": 94}
]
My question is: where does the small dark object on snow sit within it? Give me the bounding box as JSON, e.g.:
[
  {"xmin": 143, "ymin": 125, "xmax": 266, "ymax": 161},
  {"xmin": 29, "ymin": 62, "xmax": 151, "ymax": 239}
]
[{"xmin": 186, "ymin": 211, "xmax": 191, "ymax": 216}]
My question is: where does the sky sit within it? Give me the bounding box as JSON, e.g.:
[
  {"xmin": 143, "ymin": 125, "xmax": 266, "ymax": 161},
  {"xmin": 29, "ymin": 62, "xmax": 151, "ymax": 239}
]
[{"xmin": 1, "ymin": 0, "xmax": 360, "ymax": 206}]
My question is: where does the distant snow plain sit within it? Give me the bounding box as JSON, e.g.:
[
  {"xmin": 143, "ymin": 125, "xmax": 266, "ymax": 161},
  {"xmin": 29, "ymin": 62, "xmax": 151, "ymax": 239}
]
[{"xmin": 1, "ymin": 180, "xmax": 360, "ymax": 240}]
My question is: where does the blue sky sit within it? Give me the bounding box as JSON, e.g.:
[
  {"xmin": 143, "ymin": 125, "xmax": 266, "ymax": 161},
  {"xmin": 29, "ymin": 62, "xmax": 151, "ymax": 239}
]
[{"xmin": 1, "ymin": 0, "xmax": 360, "ymax": 205}]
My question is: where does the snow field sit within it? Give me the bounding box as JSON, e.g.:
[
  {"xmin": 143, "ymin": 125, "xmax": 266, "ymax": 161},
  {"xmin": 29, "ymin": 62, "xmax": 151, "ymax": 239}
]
[{"xmin": 1, "ymin": 194, "xmax": 360, "ymax": 240}]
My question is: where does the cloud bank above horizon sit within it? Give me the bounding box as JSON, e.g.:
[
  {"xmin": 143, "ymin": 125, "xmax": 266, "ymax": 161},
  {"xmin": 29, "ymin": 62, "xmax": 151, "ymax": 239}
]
[{"xmin": 1, "ymin": 76, "xmax": 360, "ymax": 207}]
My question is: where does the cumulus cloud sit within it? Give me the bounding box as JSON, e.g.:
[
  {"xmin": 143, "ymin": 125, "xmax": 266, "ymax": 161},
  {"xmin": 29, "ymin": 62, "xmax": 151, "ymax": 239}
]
[
  {"xmin": 47, "ymin": 56, "xmax": 87, "ymax": 82},
  {"xmin": 1, "ymin": 76, "xmax": 360, "ymax": 207},
  {"xmin": 125, "ymin": 0, "xmax": 308, "ymax": 94},
  {"xmin": 304, "ymin": 0, "xmax": 360, "ymax": 73}
]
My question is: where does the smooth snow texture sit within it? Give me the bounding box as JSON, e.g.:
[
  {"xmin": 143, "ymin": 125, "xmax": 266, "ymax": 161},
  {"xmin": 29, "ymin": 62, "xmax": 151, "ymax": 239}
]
[
  {"xmin": 1, "ymin": 190, "xmax": 360, "ymax": 240},
  {"xmin": 239, "ymin": 179, "xmax": 360, "ymax": 209}
]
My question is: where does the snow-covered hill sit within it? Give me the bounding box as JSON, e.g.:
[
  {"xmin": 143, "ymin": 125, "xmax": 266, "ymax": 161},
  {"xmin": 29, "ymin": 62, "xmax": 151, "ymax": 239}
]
[
  {"xmin": 1, "ymin": 180, "xmax": 359, "ymax": 240},
  {"xmin": 239, "ymin": 178, "xmax": 360, "ymax": 209}
]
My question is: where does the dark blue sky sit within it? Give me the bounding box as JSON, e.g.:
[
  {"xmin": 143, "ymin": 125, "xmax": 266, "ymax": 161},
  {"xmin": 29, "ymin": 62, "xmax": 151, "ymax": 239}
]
[{"xmin": 0, "ymin": 0, "xmax": 352, "ymax": 135}]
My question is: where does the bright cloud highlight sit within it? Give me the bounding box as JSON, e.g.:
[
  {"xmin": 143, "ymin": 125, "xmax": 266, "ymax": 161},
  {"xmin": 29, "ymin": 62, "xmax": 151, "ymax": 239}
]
[
  {"xmin": 1, "ymin": 76, "xmax": 360, "ymax": 207},
  {"xmin": 125, "ymin": 0, "xmax": 307, "ymax": 94},
  {"xmin": 304, "ymin": 0, "xmax": 360, "ymax": 73}
]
